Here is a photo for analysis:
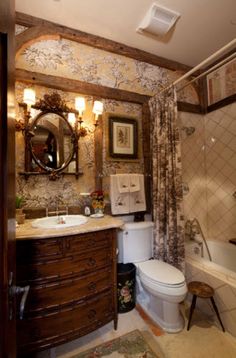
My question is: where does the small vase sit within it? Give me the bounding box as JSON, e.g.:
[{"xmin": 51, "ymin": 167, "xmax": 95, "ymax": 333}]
[
  {"xmin": 16, "ymin": 208, "xmax": 25, "ymax": 224},
  {"xmin": 94, "ymin": 208, "xmax": 104, "ymax": 216}
]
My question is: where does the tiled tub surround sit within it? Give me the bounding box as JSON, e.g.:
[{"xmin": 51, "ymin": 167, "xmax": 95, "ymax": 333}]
[
  {"xmin": 180, "ymin": 102, "xmax": 236, "ymax": 243},
  {"xmin": 185, "ymin": 240, "xmax": 236, "ymax": 337}
]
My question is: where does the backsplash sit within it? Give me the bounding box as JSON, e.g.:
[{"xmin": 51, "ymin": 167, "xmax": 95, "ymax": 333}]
[{"xmin": 180, "ymin": 102, "xmax": 236, "ymax": 243}]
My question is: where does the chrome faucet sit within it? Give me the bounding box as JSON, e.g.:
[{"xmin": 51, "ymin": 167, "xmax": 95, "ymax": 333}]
[{"xmin": 46, "ymin": 196, "xmax": 69, "ymax": 217}]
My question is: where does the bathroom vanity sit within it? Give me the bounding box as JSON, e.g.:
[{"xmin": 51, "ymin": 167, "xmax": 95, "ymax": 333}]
[{"xmin": 16, "ymin": 216, "xmax": 123, "ymax": 356}]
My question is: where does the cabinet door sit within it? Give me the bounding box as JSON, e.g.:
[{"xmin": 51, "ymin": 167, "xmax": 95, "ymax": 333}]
[
  {"xmin": 17, "ymin": 248, "xmax": 112, "ymax": 284},
  {"xmin": 0, "ymin": 8, "xmax": 16, "ymax": 357},
  {"xmin": 17, "ymin": 291, "xmax": 114, "ymax": 354},
  {"xmin": 24, "ymin": 269, "xmax": 113, "ymax": 314}
]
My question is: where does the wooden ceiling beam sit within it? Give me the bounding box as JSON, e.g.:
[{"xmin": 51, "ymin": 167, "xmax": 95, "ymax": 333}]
[
  {"xmin": 15, "ymin": 69, "xmax": 150, "ymax": 104},
  {"xmin": 16, "ymin": 11, "xmax": 192, "ymax": 73}
]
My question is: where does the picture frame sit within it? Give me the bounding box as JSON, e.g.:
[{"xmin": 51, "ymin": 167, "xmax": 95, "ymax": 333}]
[
  {"xmin": 109, "ymin": 117, "xmax": 138, "ymax": 159},
  {"xmin": 207, "ymin": 57, "xmax": 236, "ymax": 106}
]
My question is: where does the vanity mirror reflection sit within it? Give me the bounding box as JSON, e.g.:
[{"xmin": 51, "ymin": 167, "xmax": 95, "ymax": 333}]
[{"xmin": 18, "ymin": 92, "xmax": 82, "ymax": 180}]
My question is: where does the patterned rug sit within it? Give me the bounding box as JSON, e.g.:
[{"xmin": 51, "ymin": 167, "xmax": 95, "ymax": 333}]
[{"xmin": 71, "ymin": 330, "xmax": 164, "ymax": 358}]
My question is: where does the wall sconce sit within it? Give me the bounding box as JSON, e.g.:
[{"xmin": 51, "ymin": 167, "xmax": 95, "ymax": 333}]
[
  {"xmin": 23, "ymin": 88, "xmax": 36, "ymax": 109},
  {"xmin": 15, "ymin": 88, "xmax": 36, "ymax": 131},
  {"xmin": 93, "ymin": 100, "xmax": 104, "ymax": 126},
  {"xmin": 16, "ymin": 90, "xmax": 104, "ymax": 137},
  {"xmin": 73, "ymin": 97, "xmax": 104, "ymax": 135}
]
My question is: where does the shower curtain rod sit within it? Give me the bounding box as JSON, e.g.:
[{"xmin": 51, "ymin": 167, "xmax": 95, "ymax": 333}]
[{"xmin": 160, "ymin": 38, "xmax": 236, "ymax": 94}]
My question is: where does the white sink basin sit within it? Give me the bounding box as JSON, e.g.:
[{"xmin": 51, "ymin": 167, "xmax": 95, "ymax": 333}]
[{"xmin": 32, "ymin": 215, "xmax": 88, "ymax": 229}]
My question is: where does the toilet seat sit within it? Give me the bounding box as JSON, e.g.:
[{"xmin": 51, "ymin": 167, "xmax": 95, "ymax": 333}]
[{"xmin": 137, "ymin": 260, "xmax": 185, "ymax": 287}]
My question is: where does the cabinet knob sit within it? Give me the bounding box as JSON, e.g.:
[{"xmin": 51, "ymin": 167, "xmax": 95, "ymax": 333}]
[
  {"xmin": 88, "ymin": 258, "xmax": 96, "ymax": 267},
  {"xmin": 87, "ymin": 309, "xmax": 96, "ymax": 319},
  {"xmin": 88, "ymin": 282, "xmax": 97, "ymax": 291}
]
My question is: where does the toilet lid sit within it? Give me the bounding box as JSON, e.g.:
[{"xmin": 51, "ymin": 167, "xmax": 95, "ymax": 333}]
[{"xmin": 138, "ymin": 260, "xmax": 185, "ymax": 286}]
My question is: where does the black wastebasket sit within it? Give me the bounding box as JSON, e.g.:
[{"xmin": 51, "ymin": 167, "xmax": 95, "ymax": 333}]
[{"xmin": 117, "ymin": 263, "xmax": 136, "ymax": 313}]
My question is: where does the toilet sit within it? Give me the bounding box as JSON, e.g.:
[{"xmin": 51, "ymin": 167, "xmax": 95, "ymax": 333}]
[{"xmin": 118, "ymin": 221, "xmax": 187, "ymax": 333}]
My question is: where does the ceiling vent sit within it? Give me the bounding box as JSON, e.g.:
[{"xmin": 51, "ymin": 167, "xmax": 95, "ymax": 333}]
[{"xmin": 137, "ymin": 3, "xmax": 180, "ymax": 37}]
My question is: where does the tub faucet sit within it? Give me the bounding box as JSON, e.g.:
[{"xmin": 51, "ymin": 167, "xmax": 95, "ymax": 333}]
[
  {"xmin": 185, "ymin": 218, "xmax": 212, "ymax": 261},
  {"xmin": 184, "ymin": 219, "xmax": 196, "ymax": 240}
]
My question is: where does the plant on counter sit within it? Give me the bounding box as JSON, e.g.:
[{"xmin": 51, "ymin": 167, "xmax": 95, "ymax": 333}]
[{"xmin": 16, "ymin": 195, "xmax": 25, "ymax": 210}]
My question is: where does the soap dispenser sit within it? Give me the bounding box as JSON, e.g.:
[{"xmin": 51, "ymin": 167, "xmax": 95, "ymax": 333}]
[{"xmin": 84, "ymin": 206, "xmax": 91, "ymax": 216}]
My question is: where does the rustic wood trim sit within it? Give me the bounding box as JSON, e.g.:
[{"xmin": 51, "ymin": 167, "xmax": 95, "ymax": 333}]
[
  {"xmin": 142, "ymin": 101, "xmax": 152, "ymax": 214},
  {"xmin": 198, "ymin": 77, "xmax": 208, "ymax": 114},
  {"xmin": 94, "ymin": 117, "xmax": 103, "ymax": 190},
  {"xmin": 16, "ymin": 12, "xmax": 192, "ymax": 73},
  {"xmin": 177, "ymin": 102, "xmax": 202, "ymax": 113},
  {"xmin": 16, "ymin": 69, "xmax": 201, "ymax": 114},
  {"xmin": 16, "ymin": 69, "xmax": 150, "ymax": 104},
  {"xmin": 207, "ymin": 94, "xmax": 236, "ymax": 113},
  {"xmin": 0, "ymin": 0, "xmax": 16, "ymax": 356}
]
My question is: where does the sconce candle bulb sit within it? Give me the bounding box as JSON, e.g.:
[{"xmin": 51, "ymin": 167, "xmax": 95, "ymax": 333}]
[
  {"xmin": 75, "ymin": 97, "xmax": 85, "ymax": 119},
  {"xmin": 23, "ymin": 88, "xmax": 36, "ymax": 107},
  {"xmin": 68, "ymin": 112, "xmax": 76, "ymax": 127},
  {"xmin": 93, "ymin": 101, "xmax": 104, "ymax": 122}
]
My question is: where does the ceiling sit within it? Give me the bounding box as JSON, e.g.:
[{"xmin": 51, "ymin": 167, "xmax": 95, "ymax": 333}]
[{"xmin": 15, "ymin": 0, "xmax": 236, "ymax": 67}]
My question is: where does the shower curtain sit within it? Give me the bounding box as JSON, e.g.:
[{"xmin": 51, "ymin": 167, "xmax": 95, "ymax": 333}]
[{"xmin": 149, "ymin": 88, "xmax": 185, "ymax": 271}]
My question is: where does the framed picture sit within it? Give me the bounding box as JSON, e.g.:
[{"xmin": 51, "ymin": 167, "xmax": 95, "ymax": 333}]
[
  {"xmin": 207, "ymin": 57, "xmax": 236, "ymax": 106},
  {"xmin": 109, "ymin": 117, "xmax": 138, "ymax": 159}
]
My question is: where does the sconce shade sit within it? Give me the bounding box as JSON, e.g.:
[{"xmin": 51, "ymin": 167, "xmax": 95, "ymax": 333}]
[
  {"xmin": 68, "ymin": 112, "xmax": 76, "ymax": 127},
  {"xmin": 23, "ymin": 88, "xmax": 36, "ymax": 106},
  {"xmin": 93, "ymin": 101, "xmax": 103, "ymax": 115},
  {"xmin": 75, "ymin": 97, "xmax": 85, "ymax": 112}
]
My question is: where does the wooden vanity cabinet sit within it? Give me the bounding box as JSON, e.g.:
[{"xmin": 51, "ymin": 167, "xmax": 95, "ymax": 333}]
[{"xmin": 16, "ymin": 229, "xmax": 118, "ymax": 356}]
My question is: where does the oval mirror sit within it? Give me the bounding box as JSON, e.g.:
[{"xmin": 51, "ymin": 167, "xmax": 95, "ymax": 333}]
[{"xmin": 29, "ymin": 112, "xmax": 76, "ymax": 173}]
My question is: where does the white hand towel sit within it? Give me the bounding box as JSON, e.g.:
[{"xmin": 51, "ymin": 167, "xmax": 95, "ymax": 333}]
[
  {"xmin": 117, "ymin": 174, "xmax": 130, "ymax": 193},
  {"xmin": 129, "ymin": 174, "xmax": 146, "ymax": 213},
  {"xmin": 110, "ymin": 175, "xmax": 130, "ymax": 215},
  {"xmin": 129, "ymin": 174, "xmax": 140, "ymax": 192}
]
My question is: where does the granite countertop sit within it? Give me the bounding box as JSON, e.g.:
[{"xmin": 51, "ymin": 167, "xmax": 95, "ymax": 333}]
[{"xmin": 16, "ymin": 215, "xmax": 124, "ymax": 240}]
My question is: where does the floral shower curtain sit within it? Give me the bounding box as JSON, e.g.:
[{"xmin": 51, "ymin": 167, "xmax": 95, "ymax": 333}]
[{"xmin": 149, "ymin": 88, "xmax": 185, "ymax": 271}]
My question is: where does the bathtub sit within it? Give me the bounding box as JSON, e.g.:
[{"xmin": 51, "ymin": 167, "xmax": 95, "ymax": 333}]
[{"xmin": 185, "ymin": 239, "xmax": 236, "ymax": 337}]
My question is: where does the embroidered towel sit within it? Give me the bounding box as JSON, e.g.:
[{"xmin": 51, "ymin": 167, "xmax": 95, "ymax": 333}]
[
  {"xmin": 110, "ymin": 175, "xmax": 130, "ymax": 215},
  {"xmin": 117, "ymin": 174, "xmax": 130, "ymax": 193},
  {"xmin": 129, "ymin": 174, "xmax": 146, "ymax": 212},
  {"xmin": 129, "ymin": 174, "xmax": 140, "ymax": 192}
]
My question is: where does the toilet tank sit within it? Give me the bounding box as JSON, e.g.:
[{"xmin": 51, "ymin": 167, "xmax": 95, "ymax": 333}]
[{"xmin": 118, "ymin": 221, "xmax": 154, "ymax": 264}]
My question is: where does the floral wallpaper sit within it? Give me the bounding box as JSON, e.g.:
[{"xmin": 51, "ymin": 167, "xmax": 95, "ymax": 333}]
[
  {"xmin": 15, "ymin": 30, "xmax": 199, "ymax": 210},
  {"xmin": 15, "ymin": 83, "xmax": 143, "ymax": 209},
  {"xmin": 15, "ymin": 24, "xmax": 28, "ymax": 35},
  {"xmin": 16, "ymin": 38, "xmax": 199, "ymax": 104}
]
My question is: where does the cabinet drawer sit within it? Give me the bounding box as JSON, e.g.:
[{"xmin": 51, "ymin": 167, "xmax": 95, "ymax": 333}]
[
  {"xmin": 67, "ymin": 230, "xmax": 113, "ymax": 254},
  {"xmin": 25, "ymin": 269, "xmax": 113, "ymax": 314},
  {"xmin": 17, "ymin": 238, "xmax": 63, "ymax": 262},
  {"xmin": 18, "ymin": 291, "xmax": 114, "ymax": 354},
  {"xmin": 17, "ymin": 248, "xmax": 112, "ymax": 284},
  {"xmin": 17, "ymin": 230, "xmax": 114, "ymax": 263}
]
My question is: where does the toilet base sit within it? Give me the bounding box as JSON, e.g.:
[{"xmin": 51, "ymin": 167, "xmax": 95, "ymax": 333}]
[{"xmin": 136, "ymin": 280, "xmax": 185, "ymax": 333}]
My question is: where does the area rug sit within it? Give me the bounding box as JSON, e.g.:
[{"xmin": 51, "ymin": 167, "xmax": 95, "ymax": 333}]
[{"xmin": 71, "ymin": 330, "xmax": 164, "ymax": 358}]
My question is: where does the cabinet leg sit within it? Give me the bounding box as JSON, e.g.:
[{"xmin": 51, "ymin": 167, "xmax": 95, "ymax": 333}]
[{"xmin": 114, "ymin": 317, "xmax": 118, "ymax": 330}]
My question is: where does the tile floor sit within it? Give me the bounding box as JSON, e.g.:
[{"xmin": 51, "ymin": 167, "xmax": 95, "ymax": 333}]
[{"xmin": 35, "ymin": 303, "xmax": 236, "ymax": 358}]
